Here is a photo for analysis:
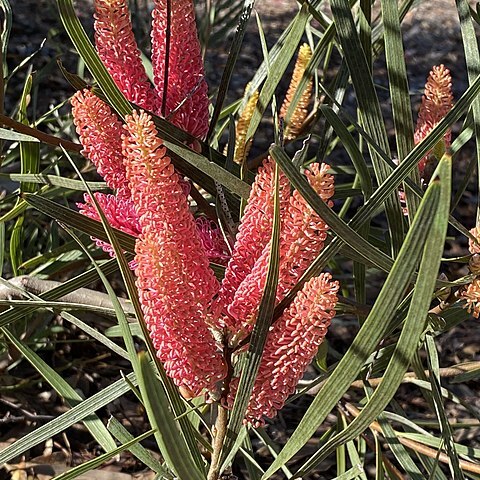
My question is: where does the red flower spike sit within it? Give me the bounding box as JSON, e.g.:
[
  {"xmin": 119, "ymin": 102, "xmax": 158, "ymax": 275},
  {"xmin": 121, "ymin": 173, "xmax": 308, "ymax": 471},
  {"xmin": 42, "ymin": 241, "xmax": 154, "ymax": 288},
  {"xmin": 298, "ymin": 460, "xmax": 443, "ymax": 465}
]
[
  {"xmin": 71, "ymin": 89, "xmax": 130, "ymax": 197},
  {"xmin": 277, "ymin": 163, "xmax": 334, "ymax": 299},
  {"xmin": 414, "ymin": 65, "xmax": 453, "ymax": 173},
  {"xmin": 94, "ymin": 0, "xmax": 157, "ymax": 111},
  {"xmin": 227, "ymin": 273, "xmax": 339, "ymax": 426},
  {"xmin": 151, "ymin": 0, "xmax": 209, "ymax": 139},
  {"xmin": 212, "ymin": 157, "xmax": 289, "ymax": 335},
  {"xmin": 122, "ymin": 110, "xmax": 224, "ymax": 395}
]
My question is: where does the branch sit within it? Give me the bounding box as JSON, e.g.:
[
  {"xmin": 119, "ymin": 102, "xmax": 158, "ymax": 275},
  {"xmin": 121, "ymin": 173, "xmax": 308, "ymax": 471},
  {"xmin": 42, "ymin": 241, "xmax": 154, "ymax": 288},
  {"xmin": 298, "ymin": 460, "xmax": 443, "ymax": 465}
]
[
  {"xmin": 345, "ymin": 403, "xmax": 480, "ymax": 475},
  {"xmin": 0, "ymin": 275, "xmax": 134, "ymax": 315}
]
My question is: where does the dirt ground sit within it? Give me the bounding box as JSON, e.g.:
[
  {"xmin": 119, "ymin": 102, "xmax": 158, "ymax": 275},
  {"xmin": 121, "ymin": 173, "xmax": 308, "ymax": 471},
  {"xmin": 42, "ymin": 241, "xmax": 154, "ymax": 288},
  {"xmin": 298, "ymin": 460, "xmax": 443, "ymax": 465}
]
[{"xmin": 1, "ymin": 0, "xmax": 480, "ymax": 479}]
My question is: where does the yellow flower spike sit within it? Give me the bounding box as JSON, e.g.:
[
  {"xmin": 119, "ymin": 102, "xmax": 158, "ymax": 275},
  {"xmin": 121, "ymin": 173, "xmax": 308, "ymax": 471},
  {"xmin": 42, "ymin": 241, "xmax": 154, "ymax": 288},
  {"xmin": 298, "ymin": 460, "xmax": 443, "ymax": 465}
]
[
  {"xmin": 233, "ymin": 86, "xmax": 259, "ymax": 165},
  {"xmin": 280, "ymin": 43, "xmax": 313, "ymax": 140}
]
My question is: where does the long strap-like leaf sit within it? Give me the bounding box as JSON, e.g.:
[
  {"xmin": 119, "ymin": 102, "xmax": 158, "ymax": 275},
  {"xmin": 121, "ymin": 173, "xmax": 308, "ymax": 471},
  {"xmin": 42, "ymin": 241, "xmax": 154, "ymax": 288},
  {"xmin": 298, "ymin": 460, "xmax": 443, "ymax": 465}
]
[
  {"xmin": 261, "ymin": 156, "xmax": 445, "ymax": 480},
  {"xmin": 295, "ymin": 154, "xmax": 452, "ymax": 477},
  {"xmin": 220, "ymin": 163, "xmax": 282, "ymax": 466},
  {"xmin": 331, "ymin": 0, "xmax": 404, "ymax": 255}
]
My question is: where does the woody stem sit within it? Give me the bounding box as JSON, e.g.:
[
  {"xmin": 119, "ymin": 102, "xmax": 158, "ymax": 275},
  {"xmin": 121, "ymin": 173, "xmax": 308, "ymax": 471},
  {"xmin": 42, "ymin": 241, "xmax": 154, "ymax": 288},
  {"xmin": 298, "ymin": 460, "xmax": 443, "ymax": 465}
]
[{"xmin": 207, "ymin": 405, "xmax": 228, "ymax": 480}]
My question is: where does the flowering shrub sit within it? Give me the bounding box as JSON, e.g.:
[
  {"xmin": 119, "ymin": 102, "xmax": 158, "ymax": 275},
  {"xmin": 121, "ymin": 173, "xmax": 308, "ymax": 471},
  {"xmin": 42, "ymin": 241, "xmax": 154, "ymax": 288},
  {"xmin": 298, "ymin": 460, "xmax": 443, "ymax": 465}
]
[
  {"xmin": 65, "ymin": 0, "xmax": 340, "ymax": 432},
  {"xmin": 2, "ymin": 0, "xmax": 480, "ymax": 478}
]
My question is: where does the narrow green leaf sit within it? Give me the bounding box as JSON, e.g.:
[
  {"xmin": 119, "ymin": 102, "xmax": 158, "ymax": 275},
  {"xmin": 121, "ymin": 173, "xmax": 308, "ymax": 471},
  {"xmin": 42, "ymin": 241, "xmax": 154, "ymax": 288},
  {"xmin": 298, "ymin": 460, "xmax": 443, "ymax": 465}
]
[
  {"xmin": 0, "ymin": 127, "xmax": 39, "ymax": 142},
  {"xmin": 9, "ymin": 216, "xmax": 23, "ymax": 275},
  {"xmin": 52, "ymin": 429, "xmax": 156, "ymax": 480},
  {"xmin": 0, "ymin": 0, "xmax": 12, "ymax": 77},
  {"xmin": 295, "ymin": 154, "xmax": 451, "ymax": 477},
  {"xmin": 0, "ymin": 222, "xmax": 4, "ymax": 277},
  {"xmin": 60, "ymin": 311, "xmax": 130, "ymax": 359},
  {"xmin": 1, "ymin": 327, "xmax": 117, "ymax": 452},
  {"xmin": 331, "ymin": 465, "xmax": 366, "ymax": 480},
  {"xmin": 220, "ymin": 163, "xmax": 282, "ymax": 464},
  {"xmin": 455, "ymin": 0, "xmax": 480, "ymax": 218},
  {"xmin": 261, "ymin": 159, "xmax": 442, "ymax": 479},
  {"xmin": 9, "ymin": 75, "xmax": 40, "ymax": 273},
  {"xmin": 380, "ymin": 0, "xmax": 420, "ymax": 217},
  {"xmin": 450, "ymin": 366, "xmax": 480, "ymax": 383},
  {"xmin": 399, "ymin": 432, "xmax": 480, "ymax": 459},
  {"xmin": 166, "ymin": 141, "xmax": 250, "ymax": 199},
  {"xmin": 0, "ymin": 173, "xmax": 106, "ymax": 190},
  {"xmin": 107, "ymin": 417, "xmax": 168, "ymax": 475},
  {"xmin": 425, "ymin": 336, "xmax": 465, "ymax": 480},
  {"xmin": 137, "ymin": 352, "xmax": 205, "ymax": 480},
  {"xmin": 240, "ymin": 433, "xmax": 264, "ymax": 480},
  {"xmin": 377, "ymin": 416, "xmax": 424, "ymax": 479},
  {"xmin": 320, "ymin": 105, "xmax": 372, "ymax": 199},
  {"xmin": 18, "ymin": 75, "xmax": 40, "ymax": 194}
]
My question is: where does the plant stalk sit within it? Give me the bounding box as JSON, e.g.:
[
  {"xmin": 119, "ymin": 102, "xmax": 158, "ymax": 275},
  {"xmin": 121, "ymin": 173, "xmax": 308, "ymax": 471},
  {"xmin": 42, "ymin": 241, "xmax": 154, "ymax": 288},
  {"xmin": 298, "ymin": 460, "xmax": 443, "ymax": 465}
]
[{"xmin": 207, "ymin": 405, "xmax": 229, "ymax": 480}]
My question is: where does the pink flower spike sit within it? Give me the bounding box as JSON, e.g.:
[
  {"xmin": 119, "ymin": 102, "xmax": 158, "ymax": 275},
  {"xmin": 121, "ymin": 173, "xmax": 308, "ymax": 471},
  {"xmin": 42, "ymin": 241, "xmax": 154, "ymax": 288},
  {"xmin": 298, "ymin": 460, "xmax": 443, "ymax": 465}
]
[
  {"xmin": 151, "ymin": 0, "xmax": 209, "ymax": 139},
  {"xmin": 71, "ymin": 89, "xmax": 130, "ymax": 196},
  {"xmin": 94, "ymin": 0, "xmax": 157, "ymax": 111},
  {"xmin": 227, "ymin": 273, "xmax": 339, "ymax": 426},
  {"xmin": 277, "ymin": 163, "xmax": 334, "ymax": 300},
  {"xmin": 460, "ymin": 278, "xmax": 480, "ymax": 319},
  {"xmin": 77, "ymin": 193, "xmax": 141, "ymax": 268},
  {"xmin": 122, "ymin": 110, "xmax": 224, "ymax": 394},
  {"xmin": 414, "ymin": 65, "xmax": 453, "ymax": 174},
  {"xmin": 212, "ymin": 157, "xmax": 289, "ymax": 334}
]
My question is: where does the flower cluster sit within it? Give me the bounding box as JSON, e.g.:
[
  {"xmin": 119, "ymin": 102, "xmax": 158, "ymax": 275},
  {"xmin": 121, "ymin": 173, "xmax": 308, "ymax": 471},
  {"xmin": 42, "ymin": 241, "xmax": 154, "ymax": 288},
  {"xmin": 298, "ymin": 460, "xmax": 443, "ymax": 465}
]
[
  {"xmin": 414, "ymin": 64, "xmax": 454, "ymax": 175},
  {"xmin": 72, "ymin": 0, "xmax": 339, "ymax": 425},
  {"xmin": 400, "ymin": 64, "xmax": 454, "ymax": 215},
  {"xmin": 121, "ymin": 115, "xmax": 339, "ymax": 419},
  {"xmin": 72, "ymin": 0, "xmax": 227, "ymax": 264}
]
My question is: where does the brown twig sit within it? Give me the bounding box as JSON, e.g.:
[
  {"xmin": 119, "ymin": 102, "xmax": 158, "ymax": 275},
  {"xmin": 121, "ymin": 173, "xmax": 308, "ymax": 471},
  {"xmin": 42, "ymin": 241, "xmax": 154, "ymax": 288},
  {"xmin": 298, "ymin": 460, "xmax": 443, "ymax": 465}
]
[
  {"xmin": 349, "ymin": 362, "xmax": 480, "ymax": 389},
  {"xmin": 345, "ymin": 403, "xmax": 480, "ymax": 475},
  {"xmin": 207, "ymin": 405, "xmax": 229, "ymax": 480},
  {"xmin": 0, "ymin": 275, "xmax": 134, "ymax": 315},
  {"xmin": 0, "ymin": 114, "xmax": 82, "ymax": 152}
]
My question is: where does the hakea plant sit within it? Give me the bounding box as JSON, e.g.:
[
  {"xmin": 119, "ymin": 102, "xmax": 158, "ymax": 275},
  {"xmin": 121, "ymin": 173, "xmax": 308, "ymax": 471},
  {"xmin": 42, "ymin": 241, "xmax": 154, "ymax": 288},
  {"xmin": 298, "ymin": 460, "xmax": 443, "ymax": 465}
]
[
  {"xmin": 72, "ymin": 0, "xmax": 339, "ymax": 426},
  {"xmin": 117, "ymin": 107, "xmax": 338, "ymax": 423},
  {"xmin": 72, "ymin": 0, "xmax": 228, "ymax": 264}
]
